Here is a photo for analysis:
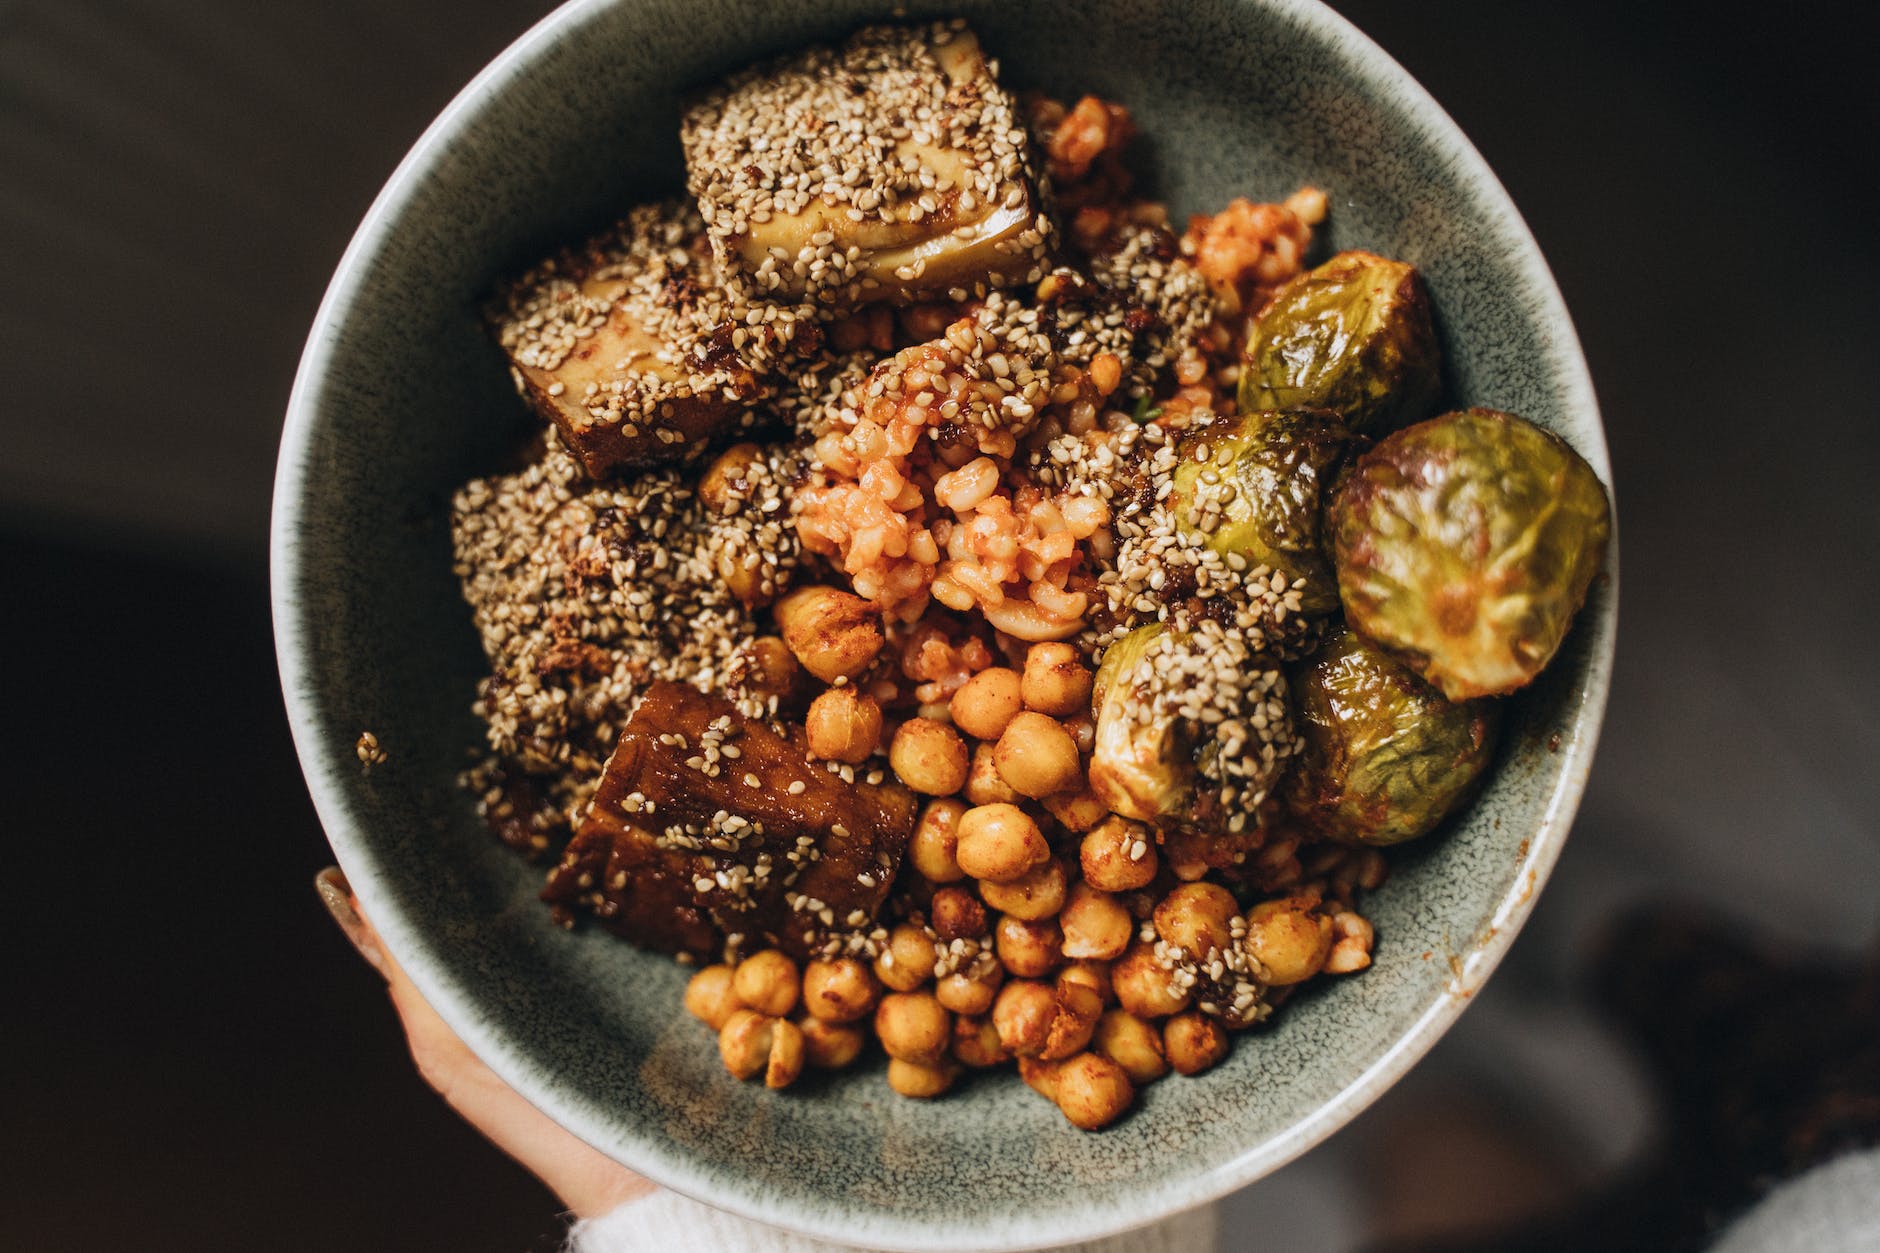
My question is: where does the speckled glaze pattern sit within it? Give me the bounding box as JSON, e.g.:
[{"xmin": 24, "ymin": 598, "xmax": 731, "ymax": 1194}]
[{"xmin": 271, "ymin": 2, "xmax": 1617, "ymax": 1249}]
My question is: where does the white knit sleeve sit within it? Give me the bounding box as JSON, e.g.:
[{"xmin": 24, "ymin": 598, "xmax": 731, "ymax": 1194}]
[
  {"xmin": 567, "ymin": 1191, "xmax": 1217, "ymax": 1253},
  {"xmin": 1707, "ymin": 1149, "xmax": 1880, "ymax": 1253}
]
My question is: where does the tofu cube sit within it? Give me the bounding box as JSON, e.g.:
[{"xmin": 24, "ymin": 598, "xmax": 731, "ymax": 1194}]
[
  {"xmin": 682, "ymin": 21, "xmax": 1053, "ymax": 306},
  {"xmin": 543, "ymin": 681, "xmax": 919, "ymax": 961},
  {"xmin": 487, "ymin": 202, "xmax": 814, "ymax": 477}
]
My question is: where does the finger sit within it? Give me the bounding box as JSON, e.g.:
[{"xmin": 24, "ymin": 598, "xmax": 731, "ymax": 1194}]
[
  {"xmin": 368, "ymin": 917, "xmax": 659, "ymax": 1218},
  {"xmin": 314, "ymin": 866, "xmax": 387, "ymax": 976},
  {"xmin": 316, "ymin": 868, "xmax": 656, "ymax": 1218}
]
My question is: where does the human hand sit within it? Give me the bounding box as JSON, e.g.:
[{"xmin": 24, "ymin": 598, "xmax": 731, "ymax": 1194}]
[{"xmin": 315, "ymin": 867, "xmax": 658, "ymax": 1220}]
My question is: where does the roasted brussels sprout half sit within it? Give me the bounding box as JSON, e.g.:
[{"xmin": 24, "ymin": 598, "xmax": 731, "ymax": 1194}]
[
  {"xmin": 1169, "ymin": 409, "xmax": 1354, "ymax": 617},
  {"xmin": 1239, "ymin": 251, "xmax": 1440, "ymax": 434},
  {"xmin": 1089, "ymin": 624, "xmax": 1195, "ymax": 823},
  {"xmin": 1330, "ymin": 408, "xmax": 1612, "ymax": 701},
  {"xmin": 1285, "ymin": 628, "xmax": 1498, "ymax": 846}
]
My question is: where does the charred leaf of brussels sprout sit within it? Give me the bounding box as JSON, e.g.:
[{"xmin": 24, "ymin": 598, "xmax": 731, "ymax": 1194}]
[
  {"xmin": 1090, "ymin": 621, "xmax": 1296, "ymax": 832},
  {"xmin": 1090, "ymin": 624, "xmax": 1194, "ymax": 823},
  {"xmin": 1284, "ymin": 628, "xmax": 1498, "ymax": 847},
  {"xmin": 1330, "ymin": 408, "xmax": 1612, "ymax": 701},
  {"xmin": 1168, "ymin": 409, "xmax": 1353, "ymax": 617},
  {"xmin": 1239, "ymin": 250, "xmax": 1440, "ymax": 434}
]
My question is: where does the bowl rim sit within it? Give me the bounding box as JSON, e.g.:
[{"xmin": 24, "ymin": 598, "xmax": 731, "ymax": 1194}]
[{"xmin": 271, "ymin": 0, "xmax": 1618, "ymax": 1247}]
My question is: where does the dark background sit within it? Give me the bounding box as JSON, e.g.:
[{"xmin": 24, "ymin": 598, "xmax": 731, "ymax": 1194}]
[{"xmin": 2, "ymin": 1, "xmax": 1875, "ymax": 1250}]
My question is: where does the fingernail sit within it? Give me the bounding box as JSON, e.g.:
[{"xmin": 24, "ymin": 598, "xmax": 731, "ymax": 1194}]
[{"xmin": 315, "ymin": 866, "xmax": 386, "ymax": 975}]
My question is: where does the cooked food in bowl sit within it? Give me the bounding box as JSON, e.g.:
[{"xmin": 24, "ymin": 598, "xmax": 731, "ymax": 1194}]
[{"xmin": 446, "ymin": 18, "xmax": 1611, "ymax": 1132}]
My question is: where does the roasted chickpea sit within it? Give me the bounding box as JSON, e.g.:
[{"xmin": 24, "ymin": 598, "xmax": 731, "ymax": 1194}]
[
  {"xmin": 698, "ymin": 442, "xmax": 762, "ymax": 513},
  {"xmin": 875, "ymin": 991, "xmax": 951, "ymax": 1064},
  {"xmin": 1061, "ymin": 711, "xmax": 1097, "ymax": 756},
  {"xmin": 935, "ymin": 963, "xmax": 1003, "ymax": 1016},
  {"xmin": 955, "ymin": 803, "xmax": 1049, "ymax": 883},
  {"xmin": 1094, "ymin": 1009, "xmax": 1170, "ymax": 1084},
  {"xmin": 887, "ymin": 1056, "xmax": 959, "ymax": 1099},
  {"xmin": 990, "ymin": 974, "xmax": 1102, "ymax": 1061},
  {"xmin": 1112, "ymin": 941, "xmax": 1193, "ymax": 1019},
  {"xmin": 718, "ymin": 1009, "xmax": 771, "ymax": 1080},
  {"xmin": 1060, "ymin": 959, "xmax": 1114, "ymax": 1006},
  {"xmin": 718, "ymin": 545, "xmax": 770, "ymax": 605},
  {"xmin": 683, "ymin": 964, "xmax": 742, "ymax": 1030},
  {"xmin": 1338, "ymin": 848, "xmax": 1390, "ymax": 894},
  {"xmin": 801, "ymin": 957, "xmax": 880, "ymax": 1023},
  {"xmin": 1054, "ymin": 1053, "xmax": 1134, "ymax": 1130},
  {"xmin": 718, "ymin": 1010, "xmax": 802, "ymax": 1088},
  {"xmin": 1166, "ymin": 850, "xmax": 1213, "ymax": 882},
  {"xmin": 733, "ymin": 636, "xmax": 799, "ymax": 705},
  {"xmin": 952, "ymin": 1012, "xmax": 1010, "ymax": 1068},
  {"xmin": 1163, "ymin": 1012, "xmax": 1230, "ymax": 1077},
  {"xmin": 1059, "ymin": 883, "xmax": 1133, "ymax": 960},
  {"xmin": 995, "ymin": 915, "xmax": 1064, "ymax": 978},
  {"xmin": 1153, "ymin": 882, "xmax": 1239, "ymax": 959},
  {"xmin": 949, "ymin": 666, "xmax": 1023, "ymax": 740},
  {"xmin": 764, "ymin": 1017, "xmax": 806, "ymax": 1088},
  {"xmin": 874, "ymin": 923, "xmax": 939, "ymax": 993},
  {"xmin": 964, "ymin": 742, "xmax": 1020, "ymax": 806},
  {"xmin": 993, "ymin": 712, "xmax": 1084, "ymax": 798},
  {"xmin": 1021, "ymin": 642, "xmax": 1094, "ymax": 716},
  {"xmin": 1080, "ymin": 815, "xmax": 1158, "ymax": 891},
  {"xmin": 992, "ymin": 979, "xmax": 1057, "ymax": 1057},
  {"xmin": 910, "ymin": 798, "xmax": 967, "ymax": 883},
  {"xmin": 700, "ymin": 450, "xmax": 780, "ymax": 604},
  {"xmin": 1018, "ymin": 1055, "xmax": 1063, "ymax": 1101},
  {"xmin": 1248, "ymin": 834, "xmax": 1303, "ymax": 891},
  {"xmin": 1041, "ymin": 976, "xmax": 1104, "ymax": 1061},
  {"xmin": 1243, "ymin": 896, "xmax": 1335, "ymax": 985},
  {"xmin": 979, "ymin": 858, "xmax": 1068, "ymax": 921},
  {"xmin": 889, "ymin": 717, "xmax": 970, "ymax": 796},
  {"xmin": 733, "ymin": 950, "xmax": 800, "ymax": 1018},
  {"xmin": 775, "ymin": 585, "xmax": 882, "ymax": 683},
  {"xmin": 928, "ymin": 885, "xmax": 987, "ymax": 942},
  {"xmin": 805, "ymin": 687, "xmax": 882, "ymax": 764},
  {"xmin": 798, "ymin": 1016, "xmax": 868, "ymax": 1070},
  {"xmin": 1043, "ymin": 787, "xmax": 1108, "ymax": 833},
  {"xmin": 1324, "ymin": 910, "xmax": 1375, "ymax": 974}
]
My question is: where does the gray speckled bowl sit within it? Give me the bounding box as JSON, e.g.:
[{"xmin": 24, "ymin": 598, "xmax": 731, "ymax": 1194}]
[{"xmin": 272, "ymin": 1, "xmax": 1617, "ymax": 1248}]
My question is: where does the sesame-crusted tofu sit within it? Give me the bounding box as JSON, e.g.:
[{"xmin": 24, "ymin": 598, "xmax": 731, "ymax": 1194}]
[
  {"xmin": 681, "ymin": 21, "xmax": 1053, "ymax": 307},
  {"xmin": 488, "ymin": 202, "xmax": 815, "ymax": 478},
  {"xmin": 543, "ymin": 681, "xmax": 918, "ymax": 961}
]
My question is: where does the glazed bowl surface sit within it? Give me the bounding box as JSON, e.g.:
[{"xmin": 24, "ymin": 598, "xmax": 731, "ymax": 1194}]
[{"xmin": 272, "ymin": 1, "xmax": 1617, "ymax": 1247}]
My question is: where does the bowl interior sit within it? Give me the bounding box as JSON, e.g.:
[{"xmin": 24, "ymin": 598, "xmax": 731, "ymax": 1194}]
[{"xmin": 274, "ymin": 0, "xmax": 1614, "ymax": 1247}]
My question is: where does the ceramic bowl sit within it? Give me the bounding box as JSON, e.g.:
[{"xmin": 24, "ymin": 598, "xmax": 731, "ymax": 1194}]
[{"xmin": 272, "ymin": 0, "xmax": 1617, "ymax": 1247}]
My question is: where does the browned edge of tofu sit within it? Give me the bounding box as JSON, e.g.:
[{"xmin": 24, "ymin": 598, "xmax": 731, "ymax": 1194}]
[
  {"xmin": 681, "ymin": 22, "xmax": 1053, "ymax": 308},
  {"xmin": 488, "ymin": 203, "xmax": 816, "ymax": 479},
  {"xmin": 511, "ymin": 359, "xmax": 748, "ymax": 480},
  {"xmin": 543, "ymin": 681, "xmax": 918, "ymax": 961}
]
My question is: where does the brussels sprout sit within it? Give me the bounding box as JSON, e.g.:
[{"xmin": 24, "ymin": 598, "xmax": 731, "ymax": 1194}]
[
  {"xmin": 1089, "ymin": 624, "xmax": 1195, "ymax": 823},
  {"xmin": 1330, "ymin": 408, "xmax": 1612, "ymax": 701},
  {"xmin": 1239, "ymin": 251, "xmax": 1440, "ymax": 434},
  {"xmin": 1090, "ymin": 620, "xmax": 1296, "ymax": 830},
  {"xmin": 1168, "ymin": 409, "xmax": 1354, "ymax": 617},
  {"xmin": 1285, "ymin": 628, "xmax": 1498, "ymax": 846}
]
